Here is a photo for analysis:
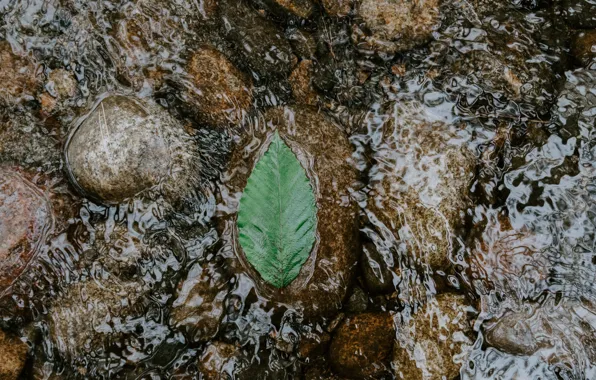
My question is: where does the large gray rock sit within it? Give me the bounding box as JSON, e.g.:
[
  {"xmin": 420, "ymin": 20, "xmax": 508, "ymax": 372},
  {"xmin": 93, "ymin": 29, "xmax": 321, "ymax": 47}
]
[{"xmin": 65, "ymin": 95, "xmax": 199, "ymax": 204}]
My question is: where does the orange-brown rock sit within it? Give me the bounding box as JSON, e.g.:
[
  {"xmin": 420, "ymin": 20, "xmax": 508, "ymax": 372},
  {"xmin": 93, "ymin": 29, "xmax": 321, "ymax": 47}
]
[
  {"xmin": 329, "ymin": 313, "xmax": 395, "ymax": 378},
  {"xmin": 187, "ymin": 46, "xmax": 253, "ymax": 127},
  {"xmin": 0, "ymin": 329, "xmax": 28, "ymax": 379}
]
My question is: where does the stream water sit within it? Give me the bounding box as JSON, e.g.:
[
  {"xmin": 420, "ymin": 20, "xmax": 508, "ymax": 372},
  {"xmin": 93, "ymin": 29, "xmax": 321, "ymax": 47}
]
[{"xmin": 0, "ymin": 0, "xmax": 595, "ymax": 379}]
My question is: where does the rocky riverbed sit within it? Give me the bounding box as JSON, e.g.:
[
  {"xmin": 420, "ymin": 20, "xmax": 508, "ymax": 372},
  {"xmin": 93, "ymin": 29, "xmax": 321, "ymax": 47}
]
[{"xmin": 0, "ymin": 0, "xmax": 595, "ymax": 379}]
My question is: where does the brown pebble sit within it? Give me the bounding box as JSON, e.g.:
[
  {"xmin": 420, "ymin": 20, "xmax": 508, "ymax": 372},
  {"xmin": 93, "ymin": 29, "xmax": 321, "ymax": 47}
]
[{"xmin": 0, "ymin": 329, "xmax": 28, "ymax": 379}]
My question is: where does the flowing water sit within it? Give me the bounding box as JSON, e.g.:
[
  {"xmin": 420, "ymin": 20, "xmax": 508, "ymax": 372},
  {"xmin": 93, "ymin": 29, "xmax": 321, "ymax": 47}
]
[{"xmin": 0, "ymin": 0, "xmax": 595, "ymax": 379}]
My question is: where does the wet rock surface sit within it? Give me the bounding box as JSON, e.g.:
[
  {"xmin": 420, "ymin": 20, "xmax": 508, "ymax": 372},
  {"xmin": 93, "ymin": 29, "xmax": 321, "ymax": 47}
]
[
  {"xmin": 170, "ymin": 262, "xmax": 230, "ymax": 343},
  {"xmin": 0, "ymin": 168, "xmax": 53, "ymax": 294},
  {"xmin": 0, "ymin": 41, "xmax": 40, "ymax": 106},
  {"xmin": 352, "ymin": 0, "xmax": 441, "ymax": 55},
  {"xmin": 185, "ymin": 46, "xmax": 253, "ymax": 127},
  {"xmin": 219, "ymin": 106, "xmax": 360, "ymax": 319},
  {"xmin": 0, "ymin": 329, "xmax": 28, "ymax": 379},
  {"xmin": 329, "ymin": 313, "xmax": 395, "ymax": 378},
  {"xmin": 66, "ymin": 95, "xmax": 199, "ymax": 204},
  {"xmin": 392, "ymin": 293, "xmax": 474, "ymax": 380},
  {"xmin": 366, "ymin": 102, "xmax": 475, "ymax": 271},
  {"xmin": 572, "ymin": 30, "xmax": 596, "ymax": 68},
  {"xmin": 562, "ymin": 0, "xmax": 596, "ymax": 29}
]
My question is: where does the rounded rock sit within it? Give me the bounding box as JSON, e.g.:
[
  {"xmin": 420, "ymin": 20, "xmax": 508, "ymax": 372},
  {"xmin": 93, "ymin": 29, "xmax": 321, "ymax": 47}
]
[
  {"xmin": 352, "ymin": 0, "xmax": 441, "ymax": 54},
  {"xmin": 65, "ymin": 95, "xmax": 199, "ymax": 204},
  {"xmin": 0, "ymin": 168, "xmax": 52, "ymax": 293},
  {"xmin": 329, "ymin": 313, "xmax": 395, "ymax": 378},
  {"xmin": 219, "ymin": 106, "xmax": 360, "ymax": 319},
  {"xmin": 186, "ymin": 46, "xmax": 253, "ymax": 127}
]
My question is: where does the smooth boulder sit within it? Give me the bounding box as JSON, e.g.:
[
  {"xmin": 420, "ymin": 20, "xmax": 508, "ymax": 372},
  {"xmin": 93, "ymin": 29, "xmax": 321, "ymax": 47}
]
[{"xmin": 65, "ymin": 95, "xmax": 199, "ymax": 204}]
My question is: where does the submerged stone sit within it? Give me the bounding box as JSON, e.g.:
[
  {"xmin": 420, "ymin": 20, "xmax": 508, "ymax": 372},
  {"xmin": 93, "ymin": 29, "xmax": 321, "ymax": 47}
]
[
  {"xmin": 392, "ymin": 293, "xmax": 474, "ymax": 380},
  {"xmin": 0, "ymin": 329, "xmax": 28, "ymax": 380},
  {"xmin": 366, "ymin": 102, "xmax": 475, "ymax": 271},
  {"xmin": 186, "ymin": 46, "xmax": 253, "ymax": 127},
  {"xmin": 321, "ymin": 0, "xmax": 353, "ymax": 17},
  {"xmin": 289, "ymin": 59, "xmax": 319, "ymax": 106},
  {"xmin": 571, "ymin": 31, "xmax": 596, "ymax": 68},
  {"xmin": 219, "ymin": 106, "xmax": 360, "ymax": 319},
  {"xmin": 351, "ymin": 0, "xmax": 441, "ymax": 55},
  {"xmin": 0, "ymin": 41, "xmax": 40, "ymax": 106},
  {"xmin": 562, "ymin": 0, "xmax": 596, "ymax": 29},
  {"xmin": 220, "ymin": 0, "xmax": 294, "ymax": 80},
  {"xmin": 170, "ymin": 262, "xmax": 230, "ymax": 343},
  {"xmin": 329, "ymin": 313, "xmax": 395, "ymax": 378},
  {"xmin": 0, "ymin": 168, "xmax": 53, "ymax": 295},
  {"xmin": 65, "ymin": 95, "xmax": 199, "ymax": 204}
]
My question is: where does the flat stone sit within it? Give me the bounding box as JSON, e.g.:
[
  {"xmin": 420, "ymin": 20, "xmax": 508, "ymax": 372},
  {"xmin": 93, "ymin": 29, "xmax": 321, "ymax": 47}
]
[
  {"xmin": 0, "ymin": 41, "xmax": 40, "ymax": 105},
  {"xmin": 366, "ymin": 102, "xmax": 475, "ymax": 271},
  {"xmin": 219, "ymin": 106, "xmax": 360, "ymax": 319}
]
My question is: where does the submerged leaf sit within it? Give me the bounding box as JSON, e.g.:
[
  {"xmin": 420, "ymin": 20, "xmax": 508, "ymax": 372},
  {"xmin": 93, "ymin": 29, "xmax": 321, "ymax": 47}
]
[{"xmin": 237, "ymin": 131, "xmax": 317, "ymax": 288}]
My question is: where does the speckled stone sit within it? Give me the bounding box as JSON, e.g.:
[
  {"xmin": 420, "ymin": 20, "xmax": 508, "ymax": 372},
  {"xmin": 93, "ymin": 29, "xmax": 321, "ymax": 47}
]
[
  {"xmin": 65, "ymin": 95, "xmax": 199, "ymax": 204},
  {"xmin": 392, "ymin": 293, "xmax": 474, "ymax": 380},
  {"xmin": 289, "ymin": 60, "xmax": 319, "ymax": 106},
  {"xmin": 321, "ymin": 0, "xmax": 353, "ymax": 17},
  {"xmin": 270, "ymin": 0, "xmax": 315, "ymax": 18},
  {"xmin": 0, "ymin": 168, "xmax": 52, "ymax": 294},
  {"xmin": 366, "ymin": 102, "xmax": 475, "ymax": 271},
  {"xmin": 352, "ymin": 0, "xmax": 441, "ymax": 54},
  {"xmin": 219, "ymin": 106, "xmax": 360, "ymax": 319},
  {"xmin": 198, "ymin": 342, "xmax": 246, "ymax": 380},
  {"xmin": 0, "ymin": 41, "xmax": 40, "ymax": 105},
  {"xmin": 0, "ymin": 329, "xmax": 28, "ymax": 379},
  {"xmin": 329, "ymin": 313, "xmax": 395, "ymax": 378},
  {"xmin": 186, "ymin": 46, "xmax": 253, "ymax": 127}
]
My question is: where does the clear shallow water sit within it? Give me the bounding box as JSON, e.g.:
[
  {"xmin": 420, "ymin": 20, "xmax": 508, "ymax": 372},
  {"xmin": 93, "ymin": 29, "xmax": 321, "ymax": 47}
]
[{"xmin": 0, "ymin": 0, "xmax": 595, "ymax": 379}]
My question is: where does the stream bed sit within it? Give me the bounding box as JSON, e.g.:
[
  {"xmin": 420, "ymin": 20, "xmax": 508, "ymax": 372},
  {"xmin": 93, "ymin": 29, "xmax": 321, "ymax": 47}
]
[{"xmin": 0, "ymin": 0, "xmax": 596, "ymax": 379}]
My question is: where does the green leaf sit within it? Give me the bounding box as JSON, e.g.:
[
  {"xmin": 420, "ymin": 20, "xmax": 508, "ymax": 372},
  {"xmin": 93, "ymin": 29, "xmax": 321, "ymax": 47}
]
[{"xmin": 237, "ymin": 131, "xmax": 317, "ymax": 288}]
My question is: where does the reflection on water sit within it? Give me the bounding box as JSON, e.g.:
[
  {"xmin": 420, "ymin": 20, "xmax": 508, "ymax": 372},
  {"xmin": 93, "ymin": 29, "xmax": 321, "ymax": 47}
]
[{"xmin": 0, "ymin": 0, "xmax": 595, "ymax": 378}]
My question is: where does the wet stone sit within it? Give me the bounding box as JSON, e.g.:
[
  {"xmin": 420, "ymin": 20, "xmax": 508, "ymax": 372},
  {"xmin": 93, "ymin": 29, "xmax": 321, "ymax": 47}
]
[
  {"xmin": 0, "ymin": 168, "xmax": 53, "ymax": 294},
  {"xmin": 329, "ymin": 313, "xmax": 395, "ymax": 378},
  {"xmin": 65, "ymin": 95, "xmax": 199, "ymax": 204},
  {"xmin": 198, "ymin": 342, "xmax": 246, "ymax": 380},
  {"xmin": 0, "ymin": 329, "xmax": 28, "ymax": 380},
  {"xmin": 351, "ymin": 0, "xmax": 441, "ymax": 55},
  {"xmin": 186, "ymin": 46, "xmax": 253, "ymax": 127},
  {"xmin": 0, "ymin": 41, "xmax": 40, "ymax": 106},
  {"xmin": 219, "ymin": 106, "xmax": 360, "ymax": 319},
  {"xmin": 562, "ymin": 0, "xmax": 596, "ymax": 29},
  {"xmin": 266, "ymin": 0, "xmax": 315, "ymax": 18},
  {"xmin": 220, "ymin": 0, "xmax": 295, "ymax": 80},
  {"xmin": 321, "ymin": 0, "xmax": 353, "ymax": 17},
  {"xmin": 366, "ymin": 102, "xmax": 475, "ymax": 271},
  {"xmin": 392, "ymin": 293, "xmax": 474, "ymax": 380},
  {"xmin": 170, "ymin": 262, "xmax": 230, "ymax": 343},
  {"xmin": 289, "ymin": 59, "xmax": 319, "ymax": 106},
  {"xmin": 361, "ymin": 243, "xmax": 396, "ymax": 295},
  {"xmin": 48, "ymin": 279, "xmax": 171, "ymax": 373},
  {"xmin": 572, "ymin": 30, "xmax": 596, "ymax": 68}
]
